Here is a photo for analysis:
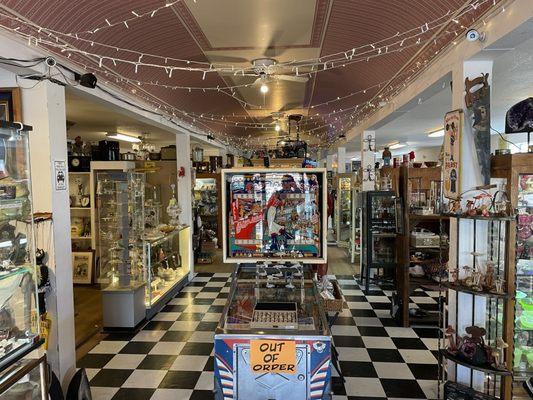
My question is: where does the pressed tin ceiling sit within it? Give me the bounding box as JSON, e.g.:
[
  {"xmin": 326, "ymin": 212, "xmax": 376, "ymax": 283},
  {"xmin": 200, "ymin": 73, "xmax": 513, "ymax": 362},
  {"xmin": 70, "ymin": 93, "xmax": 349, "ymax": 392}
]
[{"xmin": 0, "ymin": 0, "xmax": 505, "ymax": 149}]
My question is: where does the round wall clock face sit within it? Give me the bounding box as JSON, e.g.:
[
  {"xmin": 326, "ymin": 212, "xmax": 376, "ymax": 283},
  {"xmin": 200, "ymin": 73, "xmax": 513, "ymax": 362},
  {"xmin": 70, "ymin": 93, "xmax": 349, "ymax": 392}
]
[{"xmin": 71, "ymin": 158, "xmax": 80, "ymax": 167}]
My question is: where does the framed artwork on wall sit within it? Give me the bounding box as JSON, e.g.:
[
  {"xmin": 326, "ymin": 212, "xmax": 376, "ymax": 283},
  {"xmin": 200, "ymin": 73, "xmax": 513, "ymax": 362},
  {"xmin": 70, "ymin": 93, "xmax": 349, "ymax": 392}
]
[
  {"xmin": 72, "ymin": 251, "xmax": 94, "ymax": 284},
  {"xmin": 0, "ymin": 88, "xmax": 22, "ymax": 122},
  {"xmin": 443, "ymin": 109, "xmax": 463, "ymax": 200}
]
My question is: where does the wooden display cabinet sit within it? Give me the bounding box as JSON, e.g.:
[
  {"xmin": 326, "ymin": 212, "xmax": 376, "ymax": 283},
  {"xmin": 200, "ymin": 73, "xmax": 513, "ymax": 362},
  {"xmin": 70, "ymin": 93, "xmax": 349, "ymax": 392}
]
[
  {"xmin": 386, "ymin": 166, "xmax": 449, "ymax": 327},
  {"xmin": 491, "ymin": 153, "xmax": 533, "ymax": 399}
]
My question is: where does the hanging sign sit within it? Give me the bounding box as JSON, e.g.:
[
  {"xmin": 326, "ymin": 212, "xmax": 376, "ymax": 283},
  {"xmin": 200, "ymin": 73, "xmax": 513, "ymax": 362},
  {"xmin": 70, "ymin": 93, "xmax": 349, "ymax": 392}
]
[
  {"xmin": 443, "ymin": 110, "xmax": 463, "ymax": 200},
  {"xmin": 53, "ymin": 160, "xmax": 67, "ymax": 191},
  {"xmin": 250, "ymin": 339, "xmax": 296, "ymax": 374}
]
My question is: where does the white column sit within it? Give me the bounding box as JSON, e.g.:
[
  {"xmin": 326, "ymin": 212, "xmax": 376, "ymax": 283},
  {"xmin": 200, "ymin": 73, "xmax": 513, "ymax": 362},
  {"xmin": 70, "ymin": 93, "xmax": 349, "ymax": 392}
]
[
  {"xmin": 361, "ymin": 130, "xmax": 376, "ymax": 191},
  {"xmin": 337, "ymin": 147, "xmax": 346, "ymax": 173},
  {"xmin": 176, "ymin": 132, "xmax": 194, "ymax": 279},
  {"xmin": 22, "ymin": 81, "xmax": 76, "ymax": 387},
  {"xmin": 448, "ymin": 60, "xmax": 493, "ymax": 389}
]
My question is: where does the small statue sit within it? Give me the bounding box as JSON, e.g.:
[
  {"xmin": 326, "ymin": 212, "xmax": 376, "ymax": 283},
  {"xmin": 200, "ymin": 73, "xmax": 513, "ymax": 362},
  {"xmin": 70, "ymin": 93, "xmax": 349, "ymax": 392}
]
[
  {"xmin": 465, "ymin": 200, "xmax": 476, "ymax": 216},
  {"xmin": 449, "ymin": 199, "xmax": 461, "ymax": 214},
  {"xmin": 484, "ymin": 262, "xmax": 495, "ymax": 290},
  {"xmin": 445, "ymin": 325, "xmax": 458, "ymax": 354},
  {"xmin": 492, "ymin": 338, "xmax": 509, "ymax": 370},
  {"xmin": 449, "ymin": 268, "xmax": 459, "ymax": 285},
  {"xmin": 462, "ymin": 265, "xmax": 473, "ymax": 286},
  {"xmin": 494, "ymin": 276, "xmax": 505, "ymax": 294},
  {"xmin": 472, "ymin": 270, "xmax": 483, "ymax": 291}
]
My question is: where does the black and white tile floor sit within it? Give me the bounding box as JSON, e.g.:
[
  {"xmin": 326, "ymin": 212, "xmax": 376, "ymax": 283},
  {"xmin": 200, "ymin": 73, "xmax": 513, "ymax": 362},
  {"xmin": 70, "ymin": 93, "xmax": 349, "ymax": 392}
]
[{"xmin": 78, "ymin": 272, "xmax": 442, "ymax": 400}]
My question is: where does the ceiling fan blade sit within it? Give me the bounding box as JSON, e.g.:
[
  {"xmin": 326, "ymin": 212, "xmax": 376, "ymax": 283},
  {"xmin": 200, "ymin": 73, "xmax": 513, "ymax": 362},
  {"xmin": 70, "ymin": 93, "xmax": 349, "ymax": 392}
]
[
  {"xmin": 275, "ymin": 74, "xmax": 309, "ymax": 83},
  {"xmin": 218, "ymin": 71, "xmax": 258, "ymax": 77},
  {"xmin": 208, "ymin": 54, "xmax": 250, "ymax": 63},
  {"xmin": 252, "ymin": 77, "xmax": 263, "ymax": 86},
  {"xmin": 262, "ymin": 30, "xmax": 286, "ymax": 59}
]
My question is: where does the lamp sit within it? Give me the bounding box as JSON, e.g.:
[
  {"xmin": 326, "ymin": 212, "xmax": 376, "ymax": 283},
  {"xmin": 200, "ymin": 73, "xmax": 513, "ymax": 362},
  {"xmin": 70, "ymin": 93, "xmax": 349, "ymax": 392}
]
[
  {"xmin": 106, "ymin": 132, "xmax": 141, "ymax": 143},
  {"xmin": 260, "ymin": 83, "xmax": 269, "ymax": 94},
  {"xmin": 428, "ymin": 129, "xmax": 445, "ymax": 138}
]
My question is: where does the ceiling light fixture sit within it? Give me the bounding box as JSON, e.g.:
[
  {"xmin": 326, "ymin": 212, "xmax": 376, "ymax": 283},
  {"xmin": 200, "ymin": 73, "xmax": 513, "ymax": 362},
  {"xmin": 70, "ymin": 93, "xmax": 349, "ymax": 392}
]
[
  {"xmin": 274, "ymin": 124, "xmax": 281, "ymax": 132},
  {"xmin": 427, "ymin": 128, "xmax": 445, "ymax": 137},
  {"xmin": 389, "ymin": 142, "xmax": 406, "ymax": 150},
  {"xmin": 106, "ymin": 132, "xmax": 142, "ymax": 143},
  {"xmin": 260, "ymin": 83, "xmax": 269, "ymax": 94}
]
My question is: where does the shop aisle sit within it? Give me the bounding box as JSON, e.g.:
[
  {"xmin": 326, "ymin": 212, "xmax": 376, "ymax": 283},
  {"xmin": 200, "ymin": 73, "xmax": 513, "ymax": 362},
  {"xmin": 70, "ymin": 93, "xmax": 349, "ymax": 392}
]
[{"xmin": 78, "ymin": 270, "xmax": 441, "ymax": 400}]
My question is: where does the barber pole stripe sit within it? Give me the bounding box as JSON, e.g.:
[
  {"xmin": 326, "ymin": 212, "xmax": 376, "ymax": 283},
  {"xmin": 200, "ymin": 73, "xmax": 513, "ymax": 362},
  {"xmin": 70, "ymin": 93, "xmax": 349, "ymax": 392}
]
[
  {"xmin": 309, "ymin": 359, "xmax": 330, "ymax": 399},
  {"xmin": 216, "ymin": 356, "xmax": 234, "ymax": 400}
]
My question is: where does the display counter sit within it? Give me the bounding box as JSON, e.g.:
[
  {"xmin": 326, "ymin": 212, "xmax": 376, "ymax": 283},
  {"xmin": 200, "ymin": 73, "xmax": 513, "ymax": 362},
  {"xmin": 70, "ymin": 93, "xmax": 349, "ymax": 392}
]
[{"xmin": 214, "ymin": 264, "xmax": 331, "ymax": 400}]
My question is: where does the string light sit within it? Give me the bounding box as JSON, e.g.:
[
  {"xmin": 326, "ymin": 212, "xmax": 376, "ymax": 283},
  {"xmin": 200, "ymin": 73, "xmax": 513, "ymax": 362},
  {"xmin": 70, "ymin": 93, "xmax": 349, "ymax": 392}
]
[{"xmin": 0, "ymin": 0, "xmax": 497, "ymax": 78}]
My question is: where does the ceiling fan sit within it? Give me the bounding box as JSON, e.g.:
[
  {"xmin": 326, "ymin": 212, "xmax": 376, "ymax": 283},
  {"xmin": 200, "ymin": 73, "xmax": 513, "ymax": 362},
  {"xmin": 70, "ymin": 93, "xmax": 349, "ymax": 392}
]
[{"xmin": 220, "ymin": 58, "xmax": 309, "ymax": 86}]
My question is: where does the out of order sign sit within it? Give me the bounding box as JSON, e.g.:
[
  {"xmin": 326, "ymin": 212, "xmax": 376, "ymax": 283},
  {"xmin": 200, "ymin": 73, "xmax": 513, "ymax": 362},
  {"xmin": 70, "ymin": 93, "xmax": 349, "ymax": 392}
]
[{"xmin": 250, "ymin": 339, "xmax": 296, "ymax": 374}]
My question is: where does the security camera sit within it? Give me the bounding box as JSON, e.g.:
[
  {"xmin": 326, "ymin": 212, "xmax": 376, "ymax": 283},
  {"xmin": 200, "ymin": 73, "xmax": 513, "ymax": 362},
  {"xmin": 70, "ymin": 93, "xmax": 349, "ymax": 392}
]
[
  {"xmin": 466, "ymin": 29, "xmax": 485, "ymax": 42},
  {"xmin": 45, "ymin": 57, "xmax": 57, "ymax": 67}
]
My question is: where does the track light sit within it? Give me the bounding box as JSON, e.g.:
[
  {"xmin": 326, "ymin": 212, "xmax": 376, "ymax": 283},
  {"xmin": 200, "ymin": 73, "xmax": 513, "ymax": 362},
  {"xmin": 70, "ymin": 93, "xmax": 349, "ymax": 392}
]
[
  {"xmin": 389, "ymin": 142, "xmax": 406, "ymax": 149},
  {"xmin": 260, "ymin": 83, "xmax": 269, "ymax": 94}
]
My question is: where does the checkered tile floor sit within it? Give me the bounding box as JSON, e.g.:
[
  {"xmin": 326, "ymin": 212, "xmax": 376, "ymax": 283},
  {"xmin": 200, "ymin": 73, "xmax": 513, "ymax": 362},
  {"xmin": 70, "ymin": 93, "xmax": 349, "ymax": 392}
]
[{"xmin": 79, "ymin": 273, "xmax": 442, "ymax": 400}]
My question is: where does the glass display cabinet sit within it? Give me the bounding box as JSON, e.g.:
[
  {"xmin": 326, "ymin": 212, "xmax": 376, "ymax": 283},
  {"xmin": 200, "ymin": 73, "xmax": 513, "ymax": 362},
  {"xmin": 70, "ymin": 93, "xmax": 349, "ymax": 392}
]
[
  {"xmin": 143, "ymin": 226, "xmax": 191, "ymax": 316},
  {"xmin": 0, "ymin": 352, "xmax": 47, "ymax": 399},
  {"xmin": 359, "ymin": 190, "xmax": 402, "ymax": 292},
  {"xmin": 214, "ymin": 264, "xmax": 331, "ymax": 400},
  {"xmin": 221, "ymin": 168, "xmax": 327, "ymax": 263},
  {"xmin": 95, "ymin": 171, "xmax": 145, "ymax": 286},
  {"xmin": 0, "ymin": 122, "xmax": 43, "ymax": 375},
  {"xmin": 490, "ymin": 153, "xmax": 533, "ymax": 398},
  {"xmin": 335, "ymin": 173, "xmax": 352, "ymax": 248},
  {"xmin": 95, "ymin": 170, "xmax": 146, "ymax": 329}
]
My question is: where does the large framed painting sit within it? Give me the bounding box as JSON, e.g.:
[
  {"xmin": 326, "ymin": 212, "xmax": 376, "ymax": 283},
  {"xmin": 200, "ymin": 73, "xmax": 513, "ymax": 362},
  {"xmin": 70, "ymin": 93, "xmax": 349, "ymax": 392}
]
[
  {"xmin": 0, "ymin": 88, "xmax": 22, "ymax": 122},
  {"xmin": 72, "ymin": 251, "xmax": 94, "ymax": 284},
  {"xmin": 443, "ymin": 109, "xmax": 463, "ymax": 200}
]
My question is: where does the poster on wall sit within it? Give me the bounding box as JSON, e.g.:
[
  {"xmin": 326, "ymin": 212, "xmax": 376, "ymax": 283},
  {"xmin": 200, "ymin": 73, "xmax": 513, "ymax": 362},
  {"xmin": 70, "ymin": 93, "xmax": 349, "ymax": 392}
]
[
  {"xmin": 443, "ymin": 110, "xmax": 463, "ymax": 200},
  {"xmin": 465, "ymin": 73, "xmax": 491, "ymax": 185}
]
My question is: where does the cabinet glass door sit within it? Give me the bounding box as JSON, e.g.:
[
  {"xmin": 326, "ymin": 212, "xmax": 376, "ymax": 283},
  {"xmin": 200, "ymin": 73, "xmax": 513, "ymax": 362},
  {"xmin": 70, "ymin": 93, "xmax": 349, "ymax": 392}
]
[{"xmin": 515, "ymin": 173, "xmax": 533, "ymax": 379}]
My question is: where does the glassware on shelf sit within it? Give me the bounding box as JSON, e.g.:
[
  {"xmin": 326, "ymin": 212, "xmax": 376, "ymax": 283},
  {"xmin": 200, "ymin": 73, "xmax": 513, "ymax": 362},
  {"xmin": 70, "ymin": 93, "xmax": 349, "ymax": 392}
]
[
  {"xmin": 95, "ymin": 171, "xmax": 145, "ymax": 288},
  {"xmin": 166, "ymin": 183, "xmax": 182, "ymax": 228}
]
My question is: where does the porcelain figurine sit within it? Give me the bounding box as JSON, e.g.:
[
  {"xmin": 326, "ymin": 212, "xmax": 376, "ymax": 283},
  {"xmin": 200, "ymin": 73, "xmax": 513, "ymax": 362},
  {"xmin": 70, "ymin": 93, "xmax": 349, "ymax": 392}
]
[
  {"xmin": 445, "ymin": 325, "xmax": 458, "ymax": 354},
  {"xmin": 492, "ymin": 338, "xmax": 509, "ymax": 370}
]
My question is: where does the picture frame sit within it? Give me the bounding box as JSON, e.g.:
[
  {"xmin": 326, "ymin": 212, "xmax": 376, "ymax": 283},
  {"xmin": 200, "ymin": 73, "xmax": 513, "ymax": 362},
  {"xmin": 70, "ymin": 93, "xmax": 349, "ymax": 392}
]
[
  {"xmin": 0, "ymin": 88, "xmax": 22, "ymax": 122},
  {"xmin": 72, "ymin": 251, "xmax": 94, "ymax": 284}
]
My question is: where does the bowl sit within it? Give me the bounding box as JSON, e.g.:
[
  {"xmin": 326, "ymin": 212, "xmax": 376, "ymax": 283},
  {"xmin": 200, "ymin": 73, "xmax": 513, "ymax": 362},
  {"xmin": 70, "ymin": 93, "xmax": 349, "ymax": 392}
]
[{"xmin": 424, "ymin": 161, "xmax": 438, "ymax": 168}]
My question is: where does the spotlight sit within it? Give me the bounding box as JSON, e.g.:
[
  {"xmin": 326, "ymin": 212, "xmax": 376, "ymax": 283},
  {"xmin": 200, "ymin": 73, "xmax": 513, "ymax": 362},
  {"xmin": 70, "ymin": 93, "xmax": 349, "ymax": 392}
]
[
  {"xmin": 275, "ymin": 124, "xmax": 281, "ymax": 132},
  {"xmin": 260, "ymin": 83, "xmax": 269, "ymax": 94},
  {"xmin": 74, "ymin": 72, "xmax": 98, "ymax": 89}
]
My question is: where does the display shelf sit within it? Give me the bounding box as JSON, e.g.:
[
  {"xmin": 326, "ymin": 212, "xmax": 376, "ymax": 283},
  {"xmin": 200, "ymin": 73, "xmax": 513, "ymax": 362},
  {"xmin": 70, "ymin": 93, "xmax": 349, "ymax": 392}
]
[
  {"xmin": 335, "ymin": 173, "xmax": 353, "ymax": 248},
  {"xmin": 70, "ymin": 207, "xmax": 91, "ymax": 210},
  {"xmin": 440, "ymin": 349, "xmax": 512, "ymax": 376},
  {"xmin": 442, "ymin": 282, "xmax": 510, "ymax": 299},
  {"xmin": 0, "ymin": 266, "xmax": 32, "ymax": 282},
  {"xmin": 409, "ymin": 213, "xmax": 449, "ymax": 220},
  {"xmin": 441, "ymin": 213, "xmax": 515, "ymax": 221},
  {"xmin": 0, "ymin": 338, "xmax": 44, "ymax": 372},
  {"xmin": 71, "ymin": 236, "xmax": 92, "ymax": 240},
  {"xmin": 0, "ymin": 351, "xmax": 47, "ymax": 398}
]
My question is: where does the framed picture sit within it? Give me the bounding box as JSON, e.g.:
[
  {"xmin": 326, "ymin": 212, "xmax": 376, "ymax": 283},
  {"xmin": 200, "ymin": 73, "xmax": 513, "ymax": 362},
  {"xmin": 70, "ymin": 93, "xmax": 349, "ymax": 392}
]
[
  {"xmin": 443, "ymin": 109, "xmax": 463, "ymax": 200},
  {"xmin": 72, "ymin": 251, "xmax": 94, "ymax": 284},
  {"xmin": 0, "ymin": 88, "xmax": 22, "ymax": 122}
]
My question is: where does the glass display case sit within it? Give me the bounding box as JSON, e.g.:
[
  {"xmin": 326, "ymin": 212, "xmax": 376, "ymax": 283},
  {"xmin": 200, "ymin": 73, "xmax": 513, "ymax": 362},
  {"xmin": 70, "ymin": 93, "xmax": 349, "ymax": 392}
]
[
  {"xmin": 221, "ymin": 168, "xmax": 327, "ymax": 263},
  {"xmin": 214, "ymin": 264, "xmax": 331, "ymax": 400},
  {"xmin": 359, "ymin": 190, "xmax": 402, "ymax": 292},
  {"xmin": 0, "ymin": 353, "xmax": 47, "ymax": 399},
  {"xmin": 335, "ymin": 173, "xmax": 352, "ymax": 248},
  {"xmin": 95, "ymin": 171, "xmax": 145, "ymax": 287},
  {"xmin": 515, "ymin": 173, "xmax": 533, "ymax": 380},
  {"xmin": 143, "ymin": 227, "xmax": 190, "ymax": 311},
  {"xmin": 0, "ymin": 122, "xmax": 42, "ymax": 372}
]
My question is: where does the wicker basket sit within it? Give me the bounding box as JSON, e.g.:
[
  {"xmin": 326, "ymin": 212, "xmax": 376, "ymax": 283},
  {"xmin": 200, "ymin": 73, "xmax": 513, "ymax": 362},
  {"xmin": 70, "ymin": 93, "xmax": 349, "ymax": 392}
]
[{"xmin": 321, "ymin": 280, "xmax": 348, "ymax": 313}]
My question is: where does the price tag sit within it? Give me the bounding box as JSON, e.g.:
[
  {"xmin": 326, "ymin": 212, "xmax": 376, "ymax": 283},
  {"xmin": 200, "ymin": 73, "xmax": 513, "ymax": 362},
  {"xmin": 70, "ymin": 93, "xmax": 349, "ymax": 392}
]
[{"xmin": 250, "ymin": 339, "xmax": 296, "ymax": 374}]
